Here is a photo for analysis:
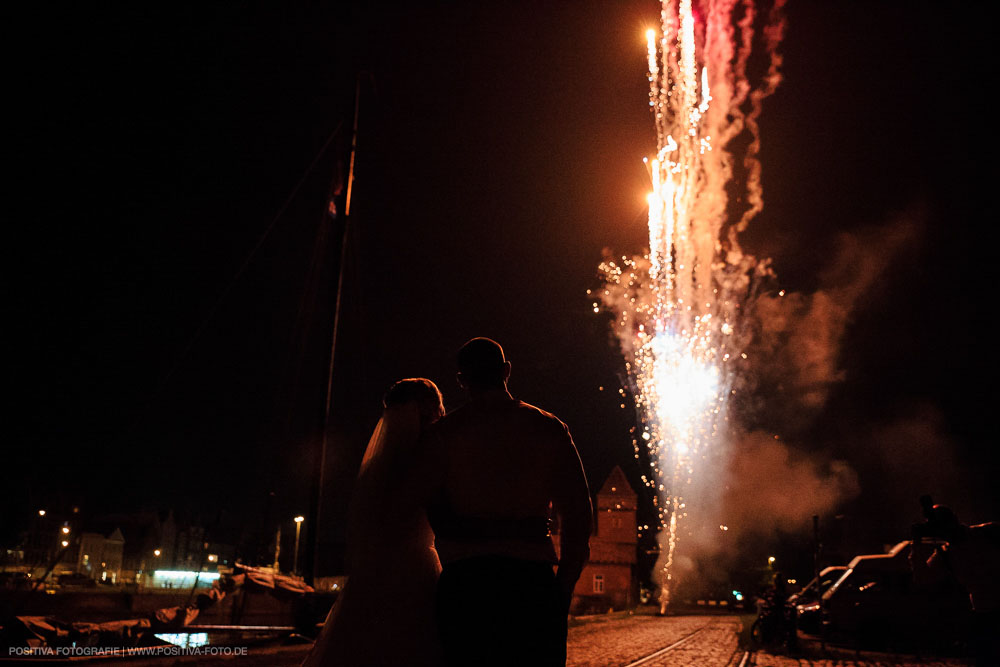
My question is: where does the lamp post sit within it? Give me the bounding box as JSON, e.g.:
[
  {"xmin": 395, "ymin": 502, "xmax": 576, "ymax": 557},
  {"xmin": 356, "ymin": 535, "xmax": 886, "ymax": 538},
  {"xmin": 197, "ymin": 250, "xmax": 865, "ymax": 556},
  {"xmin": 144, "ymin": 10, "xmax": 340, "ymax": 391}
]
[
  {"xmin": 293, "ymin": 516, "xmax": 305, "ymax": 576},
  {"xmin": 273, "ymin": 526, "xmax": 282, "ymax": 571}
]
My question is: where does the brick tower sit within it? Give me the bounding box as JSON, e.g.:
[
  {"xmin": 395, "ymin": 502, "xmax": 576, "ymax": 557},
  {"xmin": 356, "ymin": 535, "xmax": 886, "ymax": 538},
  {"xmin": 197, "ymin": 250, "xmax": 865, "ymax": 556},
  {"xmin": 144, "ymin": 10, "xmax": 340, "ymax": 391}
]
[{"xmin": 567, "ymin": 465, "xmax": 638, "ymax": 613}]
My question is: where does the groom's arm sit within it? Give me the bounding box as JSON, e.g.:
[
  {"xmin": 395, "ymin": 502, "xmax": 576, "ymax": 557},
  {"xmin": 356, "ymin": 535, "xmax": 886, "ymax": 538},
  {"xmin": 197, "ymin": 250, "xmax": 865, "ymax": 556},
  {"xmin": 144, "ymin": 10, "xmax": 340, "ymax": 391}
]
[{"xmin": 551, "ymin": 422, "xmax": 592, "ymax": 598}]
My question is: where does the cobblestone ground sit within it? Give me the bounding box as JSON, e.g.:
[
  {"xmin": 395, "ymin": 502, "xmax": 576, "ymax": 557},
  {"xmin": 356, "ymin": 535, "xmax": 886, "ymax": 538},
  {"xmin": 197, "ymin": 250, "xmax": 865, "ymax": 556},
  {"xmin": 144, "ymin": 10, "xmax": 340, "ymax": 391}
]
[
  {"xmin": 565, "ymin": 613, "xmax": 971, "ymax": 667},
  {"xmin": 567, "ymin": 614, "xmax": 739, "ymax": 667}
]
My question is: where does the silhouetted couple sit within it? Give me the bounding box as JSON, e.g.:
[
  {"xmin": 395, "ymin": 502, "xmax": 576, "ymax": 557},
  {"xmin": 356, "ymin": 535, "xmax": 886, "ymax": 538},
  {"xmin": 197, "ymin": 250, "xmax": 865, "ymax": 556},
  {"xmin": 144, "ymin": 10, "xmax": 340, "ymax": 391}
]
[{"xmin": 304, "ymin": 338, "xmax": 593, "ymax": 667}]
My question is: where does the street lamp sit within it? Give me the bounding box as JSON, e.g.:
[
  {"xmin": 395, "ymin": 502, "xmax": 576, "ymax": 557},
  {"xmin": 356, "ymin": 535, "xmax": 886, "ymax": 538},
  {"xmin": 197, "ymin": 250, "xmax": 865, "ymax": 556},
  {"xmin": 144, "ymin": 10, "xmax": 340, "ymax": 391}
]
[
  {"xmin": 38, "ymin": 510, "xmax": 46, "ymax": 517},
  {"xmin": 293, "ymin": 516, "xmax": 305, "ymax": 575}
]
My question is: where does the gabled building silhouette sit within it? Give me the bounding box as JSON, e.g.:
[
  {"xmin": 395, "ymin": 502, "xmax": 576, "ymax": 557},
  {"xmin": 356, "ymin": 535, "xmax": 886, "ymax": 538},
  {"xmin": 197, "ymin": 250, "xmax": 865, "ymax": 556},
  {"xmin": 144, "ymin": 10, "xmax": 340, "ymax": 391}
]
[
  {"xmin": 555, "ymin": 465, "xmax": 639, "ymax": 613},
  {"xmin": 69, "ymin": 528, "xmax": 125, "ymax": 583}
]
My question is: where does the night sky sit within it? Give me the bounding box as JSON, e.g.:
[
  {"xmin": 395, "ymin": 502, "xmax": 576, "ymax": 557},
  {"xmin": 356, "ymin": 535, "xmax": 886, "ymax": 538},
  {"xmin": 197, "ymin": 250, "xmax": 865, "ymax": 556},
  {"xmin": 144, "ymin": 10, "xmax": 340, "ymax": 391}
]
[{"xmin": 9, "ymin": 1, "xmax": 998, "ymax": 576}]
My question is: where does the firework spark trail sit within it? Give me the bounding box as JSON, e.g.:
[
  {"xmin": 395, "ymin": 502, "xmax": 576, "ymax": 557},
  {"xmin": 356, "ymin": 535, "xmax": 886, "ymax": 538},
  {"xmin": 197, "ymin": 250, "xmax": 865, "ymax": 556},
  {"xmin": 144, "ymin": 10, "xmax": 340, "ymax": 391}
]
[{"xmin": 598, "ymin": 0, "xmax": 784, "ymax": 609}]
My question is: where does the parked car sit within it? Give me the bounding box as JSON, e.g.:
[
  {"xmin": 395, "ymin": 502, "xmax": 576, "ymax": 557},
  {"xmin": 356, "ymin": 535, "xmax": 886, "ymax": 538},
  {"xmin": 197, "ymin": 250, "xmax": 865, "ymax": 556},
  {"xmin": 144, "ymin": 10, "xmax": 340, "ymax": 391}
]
[
  {"xmin": 0, "ymin": 571, "xmax": 32, "ymax": 590},
  {"xmin": 821, "ymin": 540, "xmax": 969, "ymax": 648},
  {"xmin": 788, "ymin": 565, "xmax": 846, "ymax": 635},
  {"xmin": 56, "ymin": 572, "xmax": 97, "ymax": 587}
]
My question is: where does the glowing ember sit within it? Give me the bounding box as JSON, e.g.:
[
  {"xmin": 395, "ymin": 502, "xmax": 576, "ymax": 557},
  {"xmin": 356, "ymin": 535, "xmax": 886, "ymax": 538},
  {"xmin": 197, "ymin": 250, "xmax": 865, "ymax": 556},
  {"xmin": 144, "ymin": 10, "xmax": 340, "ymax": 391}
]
[{"xmin": 599, "ymin": 0, "xmax": 785, "ymax": 609}]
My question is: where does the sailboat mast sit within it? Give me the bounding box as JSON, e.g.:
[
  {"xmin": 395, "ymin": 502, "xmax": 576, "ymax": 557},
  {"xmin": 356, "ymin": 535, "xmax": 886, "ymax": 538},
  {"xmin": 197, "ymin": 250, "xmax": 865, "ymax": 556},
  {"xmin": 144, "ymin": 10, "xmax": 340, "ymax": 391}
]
[{"xmin": 307, "ymin": 75, "xmax": 361, "ymax": 586}]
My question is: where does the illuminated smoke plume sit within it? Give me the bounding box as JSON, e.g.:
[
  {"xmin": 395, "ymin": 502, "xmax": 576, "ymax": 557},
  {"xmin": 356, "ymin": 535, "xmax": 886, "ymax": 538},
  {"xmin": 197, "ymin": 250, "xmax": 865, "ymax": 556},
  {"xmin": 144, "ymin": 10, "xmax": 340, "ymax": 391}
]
[
  {"xmin": 744, "ymin": 216, "xmax": 921, "ymax": 431},
  {"xmin": 596, "ymin": 0, "xmax": 786, "ymax": 609},
  {"xmin": 722, "ymin": 431, "xmax": 859, "ymax": 535}
]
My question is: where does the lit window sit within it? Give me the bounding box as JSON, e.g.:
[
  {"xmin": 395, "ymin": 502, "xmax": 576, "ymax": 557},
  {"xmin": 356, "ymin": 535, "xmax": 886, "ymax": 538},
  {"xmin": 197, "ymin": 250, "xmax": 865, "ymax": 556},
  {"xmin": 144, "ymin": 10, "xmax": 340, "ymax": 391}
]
[{"xmin": 593, "ymin": 574, "xmax": 605, "ymax": 594}]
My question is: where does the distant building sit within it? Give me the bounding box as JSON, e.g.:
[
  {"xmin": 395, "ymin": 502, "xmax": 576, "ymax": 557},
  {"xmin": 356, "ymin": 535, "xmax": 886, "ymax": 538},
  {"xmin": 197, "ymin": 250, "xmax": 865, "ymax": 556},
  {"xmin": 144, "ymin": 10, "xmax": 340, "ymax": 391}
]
[
  {"xmin": 18, "ymin": 513, "xmax": 62, "ymax": 573},
  {"xmin": 66, "ymin": 529, "xmax": 125, "ymax": 583},
  {"xmin": 555, "ymin": 465, "xmax": 639, "ymax": 614},
  {"xmin": 7, "ymin": 508, "xmax": 234, "ymax": 586},
  {"xmin": 86, "ymin": 510, "xmax": 177, "ymax": 583},
  {"xmin": 172, "ymin": 524, "xmax": 207, "ymax": 570}
]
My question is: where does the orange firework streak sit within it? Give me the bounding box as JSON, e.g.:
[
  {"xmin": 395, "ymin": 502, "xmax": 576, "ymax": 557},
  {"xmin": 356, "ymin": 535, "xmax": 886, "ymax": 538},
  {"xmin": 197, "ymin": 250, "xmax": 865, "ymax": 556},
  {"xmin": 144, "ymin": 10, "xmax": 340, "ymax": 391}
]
[{"xmin": 597, "ymin": 0, "xmax": 785, "ymax": 609}]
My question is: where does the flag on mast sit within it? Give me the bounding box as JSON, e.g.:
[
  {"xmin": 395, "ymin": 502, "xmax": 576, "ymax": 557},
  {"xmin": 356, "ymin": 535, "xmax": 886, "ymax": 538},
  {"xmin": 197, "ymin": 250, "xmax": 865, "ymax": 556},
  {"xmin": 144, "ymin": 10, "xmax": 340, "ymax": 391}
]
[{"xmin": 327, "ymin": 159, "xmax": 344, "ymax": 219}]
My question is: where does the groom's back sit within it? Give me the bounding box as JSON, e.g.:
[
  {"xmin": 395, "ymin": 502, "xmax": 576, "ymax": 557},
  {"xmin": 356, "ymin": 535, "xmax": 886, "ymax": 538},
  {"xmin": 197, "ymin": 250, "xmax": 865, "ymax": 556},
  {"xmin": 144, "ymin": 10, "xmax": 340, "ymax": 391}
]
[
  {"xmin": 429, "ymin": 338, "xmax": 591, "ymax": 667},
  {"xmin": 440, "ymin": 399, "xmax": 566, "ymax": 515},
  {"xmin": 427, "ymin": 395, "xmax": 590, "ymax": 565}
]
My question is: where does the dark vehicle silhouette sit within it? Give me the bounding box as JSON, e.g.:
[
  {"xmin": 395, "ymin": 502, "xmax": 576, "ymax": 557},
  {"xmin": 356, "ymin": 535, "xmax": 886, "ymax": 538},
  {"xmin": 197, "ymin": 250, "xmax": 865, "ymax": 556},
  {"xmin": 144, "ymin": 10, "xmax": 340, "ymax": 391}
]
[
  {"xmin": 821, "ymin": 540, "xmax": 968, "ymax": 649},
  {"xmin": 789, "ymin": 565, "xmax": 846, "ymax": 635},
  {"xmin": 0, "ymin": 572, "xmax": 31, "ymax": 590},
  {"xmin": 55, "ymin": 572, "xmax": 97, "ymax": 588}
]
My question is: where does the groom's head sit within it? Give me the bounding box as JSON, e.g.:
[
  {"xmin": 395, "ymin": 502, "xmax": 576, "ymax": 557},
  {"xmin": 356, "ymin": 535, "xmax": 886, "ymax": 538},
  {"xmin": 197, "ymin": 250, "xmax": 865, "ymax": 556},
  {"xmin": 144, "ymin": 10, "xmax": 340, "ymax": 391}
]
[{"xmin": 457, "ymin": 337, "xmax": 511, "ymax": 392}]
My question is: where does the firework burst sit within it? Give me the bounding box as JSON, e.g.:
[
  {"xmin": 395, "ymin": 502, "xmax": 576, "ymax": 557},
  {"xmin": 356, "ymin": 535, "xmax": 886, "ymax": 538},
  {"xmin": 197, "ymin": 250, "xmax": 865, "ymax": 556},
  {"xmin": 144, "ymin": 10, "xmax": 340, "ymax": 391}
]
[{"xmin": 597, "ymin": 0, "xmax": 785, "ymax": 608}]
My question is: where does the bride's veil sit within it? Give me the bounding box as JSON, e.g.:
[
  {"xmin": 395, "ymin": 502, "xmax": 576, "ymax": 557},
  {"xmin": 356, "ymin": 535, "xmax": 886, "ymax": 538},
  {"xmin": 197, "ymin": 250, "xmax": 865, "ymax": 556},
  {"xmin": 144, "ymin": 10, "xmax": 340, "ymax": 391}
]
[
  {"xmin": 345, "ymin": 402, "xmax": 423, "ymax": 568},
  {"xmin": 303, "ymin": 383, "xmax": 441, "ymax": 667}
]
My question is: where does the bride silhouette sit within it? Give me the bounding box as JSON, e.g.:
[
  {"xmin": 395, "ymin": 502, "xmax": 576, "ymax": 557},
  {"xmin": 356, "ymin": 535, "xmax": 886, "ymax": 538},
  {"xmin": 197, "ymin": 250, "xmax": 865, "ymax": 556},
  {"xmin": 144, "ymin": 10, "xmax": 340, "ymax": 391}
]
[{"xmin": 303, "ymin": 378, "xmax": 445, "ymax": 666}]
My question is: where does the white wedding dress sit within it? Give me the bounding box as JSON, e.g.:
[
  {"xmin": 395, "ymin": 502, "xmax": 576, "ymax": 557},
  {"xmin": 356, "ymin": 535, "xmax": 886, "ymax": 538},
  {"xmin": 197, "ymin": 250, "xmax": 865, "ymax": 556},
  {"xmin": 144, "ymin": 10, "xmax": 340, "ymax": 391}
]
[{"xmin": 303, "ymin": 403, "xmax": 442, "ymax": 666}]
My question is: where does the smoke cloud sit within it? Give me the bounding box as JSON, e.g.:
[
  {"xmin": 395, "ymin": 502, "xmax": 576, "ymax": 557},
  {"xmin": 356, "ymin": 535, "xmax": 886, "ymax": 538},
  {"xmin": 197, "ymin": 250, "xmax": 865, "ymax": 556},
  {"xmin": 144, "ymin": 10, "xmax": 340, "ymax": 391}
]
[
  {"xmin": 722, "ymin": 430, "xmax": 859, "ymax": 535},
  {"xmin": 742, "ymin": 216, "xmax": 922, "ymax": 433},
  {"xmin": 858, "ymin": 404, "xmax": 976, "ymax": 523},
  {"xmin": 665, "ymin": 215, "xmax": 925, "ymax": 595}
]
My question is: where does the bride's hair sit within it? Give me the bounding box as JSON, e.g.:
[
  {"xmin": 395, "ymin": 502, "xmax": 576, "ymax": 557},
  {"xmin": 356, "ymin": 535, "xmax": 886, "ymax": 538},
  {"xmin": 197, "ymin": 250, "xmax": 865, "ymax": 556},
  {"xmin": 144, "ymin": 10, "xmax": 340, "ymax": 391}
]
[
  {"xmin": 383, "ymin": 378, "xmax": 444, "ymax": 417},
  {"xmin": 360, "ymin": 379, "xmax": 443, "ymax": 472}
]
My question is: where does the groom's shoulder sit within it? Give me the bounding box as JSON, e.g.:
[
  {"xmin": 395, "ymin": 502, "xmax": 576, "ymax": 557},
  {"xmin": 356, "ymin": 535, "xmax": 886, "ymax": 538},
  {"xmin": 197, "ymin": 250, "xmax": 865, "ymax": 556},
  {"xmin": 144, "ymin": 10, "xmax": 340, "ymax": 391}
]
[
  {"xmin": 514, "ymin": 400, "xmax": 571, "ymax": 434},
  {"xmin": 433, "ymin": 399, "xmax": 568, "ymax": 432}
]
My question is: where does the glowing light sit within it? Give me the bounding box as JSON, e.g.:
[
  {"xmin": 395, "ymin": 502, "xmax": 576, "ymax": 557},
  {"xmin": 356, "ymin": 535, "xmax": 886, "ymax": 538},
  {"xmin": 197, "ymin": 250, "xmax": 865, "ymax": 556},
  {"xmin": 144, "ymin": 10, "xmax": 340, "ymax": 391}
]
[
  {"xmin": 156, "ymin": 633, "xmax": 209, "ymax": 649},
  {"xmin": 151, "ymin": 570, "xmax": 221, "ymax": 584},
  {"xmin": 60, "ymin": 540, "xmax": 69, "ymax": 548},
  {"xmin": 38, "ymin": 510, "xmax": 46, "ymax": 517},
  {"xmin": 649, "ymin": 333, "xmax": 718, "ymax": 429},
  {"xmin": 598, "ymin": 0, "xmax": 784, "ymax": 610}
]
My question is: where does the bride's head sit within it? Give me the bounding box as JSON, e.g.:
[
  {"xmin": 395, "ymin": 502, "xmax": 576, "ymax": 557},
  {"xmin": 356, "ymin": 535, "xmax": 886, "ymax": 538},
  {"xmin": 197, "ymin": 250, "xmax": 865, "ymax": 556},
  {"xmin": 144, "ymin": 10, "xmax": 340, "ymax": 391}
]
[{"xmin": 383, "ymin": 378, "xmax": 445, "ymax": 427}]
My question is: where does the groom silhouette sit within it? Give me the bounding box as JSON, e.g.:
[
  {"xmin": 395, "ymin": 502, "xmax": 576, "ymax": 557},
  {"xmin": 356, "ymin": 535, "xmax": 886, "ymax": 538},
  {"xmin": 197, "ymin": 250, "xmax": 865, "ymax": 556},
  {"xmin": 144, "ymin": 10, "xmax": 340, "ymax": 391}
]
[{"xmin": 417, "ymin": 338, "xmax": 592, "ymax": 666}]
